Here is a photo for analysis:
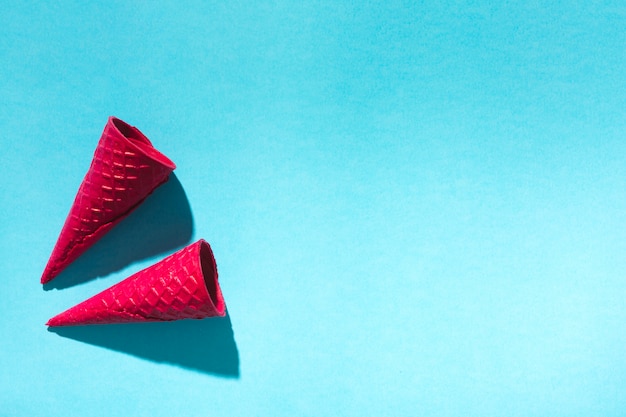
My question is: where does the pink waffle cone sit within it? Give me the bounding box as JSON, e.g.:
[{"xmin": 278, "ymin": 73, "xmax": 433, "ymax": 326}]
[
  {"xmin": 47, "ymin": 240, "xmax": 226, "ymax": 326},
  {"xmin": 41, "ymin": 117, "xmax": 176, "ymax": 284}
]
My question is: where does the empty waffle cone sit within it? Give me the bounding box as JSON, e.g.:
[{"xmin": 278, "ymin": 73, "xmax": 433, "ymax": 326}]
[
  {"xmin": 41, "ymin": 117, "xmax": 176, "ymax": 284},
  {"xmin": 47, "ymin": 240, "xmax": 226, "ymax": 326}
]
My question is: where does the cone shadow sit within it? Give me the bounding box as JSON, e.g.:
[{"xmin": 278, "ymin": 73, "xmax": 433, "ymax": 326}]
[
  {"xmin": 44, "ymin": 173, "xmax": 194, "ymax": 290},
  {"xmin": 48, "ymin": 312, "xmax": 240, "ymax": 377}
]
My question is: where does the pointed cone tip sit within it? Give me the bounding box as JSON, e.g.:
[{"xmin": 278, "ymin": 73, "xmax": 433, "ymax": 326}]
[
  {"xmin": 40, "ymin": 266, "xmax": 55, "ymax": 285},
  {"xmin": 47, "ymin": 312, "xmax": 71, "ymax": 327}
]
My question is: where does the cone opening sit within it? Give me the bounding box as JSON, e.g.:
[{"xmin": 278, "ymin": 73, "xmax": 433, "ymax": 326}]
[
  {"xmin": 111, "ymin": 117, "xmax": 176, "ymax": 170},
  {"xmin": 199, "ymin": 240, "xmax": 226, "ymax": 316}
]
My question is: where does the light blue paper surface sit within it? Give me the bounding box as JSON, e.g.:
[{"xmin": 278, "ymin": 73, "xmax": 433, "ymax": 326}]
[{"xmin": 1, "ymin": 2, "xmax": 625, "ymax": 416}]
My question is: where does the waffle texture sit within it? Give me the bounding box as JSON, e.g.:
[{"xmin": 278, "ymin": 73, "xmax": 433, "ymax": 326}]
[
  {"xmin": 41, "ymin": 117, "xmax": 176, "ymax": 284},
  {"xmin": 47, "ymin": 240, "xmax": 225, "ymax": 326}
]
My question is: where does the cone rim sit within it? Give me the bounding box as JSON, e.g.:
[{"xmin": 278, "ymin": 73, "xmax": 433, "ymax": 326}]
[
  {"xmin": 109, "ymin": 116, "xmax": 176, "ymax": 170},
  {"xmin": 198, "ymin": 239, "xmax": 226, "ymax": 317}
]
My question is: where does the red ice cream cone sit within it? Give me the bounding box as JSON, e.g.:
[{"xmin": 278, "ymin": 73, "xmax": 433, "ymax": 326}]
[
  {"xmin": 47, "ymin": 240, "xmax": 226, "ymax": 326},
  {"xmin": 41, "ymin": 117, "xmax": 176, "ymax": 284}
]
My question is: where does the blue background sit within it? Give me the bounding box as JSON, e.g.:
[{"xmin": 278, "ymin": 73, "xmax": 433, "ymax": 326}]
[{"xmin": 1, "ymin": 1, "xmax": 626, "ymax": 416}]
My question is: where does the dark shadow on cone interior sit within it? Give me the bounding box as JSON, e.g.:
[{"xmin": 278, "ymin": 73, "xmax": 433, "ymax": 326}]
[
  {"xmin": 48, "ymin": 312, "xmax": 240, "ymax": 377},
  {"xmin": 43, "ymin": 173, "xmax": 194, "ymax": 290}
]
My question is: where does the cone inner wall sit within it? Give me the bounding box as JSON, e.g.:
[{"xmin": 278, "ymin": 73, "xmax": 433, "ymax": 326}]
[
  {"xmin": 199, "ymin": 241, "xmax": 225, "ymax": 314},
  {"xmin": 110, "ymin": 117, "xmax": 176, "ymax": 169}
]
